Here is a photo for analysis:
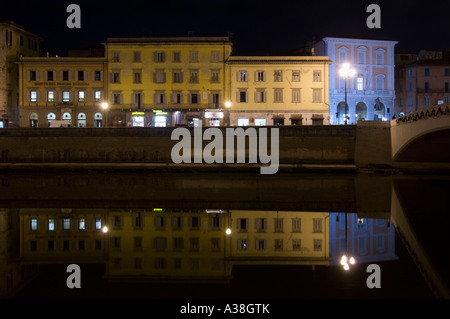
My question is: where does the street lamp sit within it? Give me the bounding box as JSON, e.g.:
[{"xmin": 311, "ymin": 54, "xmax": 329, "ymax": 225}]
[
  {"xmin": 340, "ymin": 213, "xmax": 356, "ymax": 271},
  {"xmin": 339, "ymin": 63, "xmax": 356, "ymax": 125}
]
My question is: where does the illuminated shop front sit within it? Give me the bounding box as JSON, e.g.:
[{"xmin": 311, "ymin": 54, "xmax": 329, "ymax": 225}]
[
  {"xmin": 131, "ymin": 111, "xmax": 145, "ymax": 127},
  {"xmin": 204, "ymin": 109, "xmax": 224, "ymax": 127},
  {"xmin": 152, "ymin": 110, "xmax": 168, "ymax": 127}
]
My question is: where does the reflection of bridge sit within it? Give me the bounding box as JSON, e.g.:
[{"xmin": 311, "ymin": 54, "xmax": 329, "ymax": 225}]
[{"xmin": 356, "ymin": 103, "xmax": 450, "ymax": 169}]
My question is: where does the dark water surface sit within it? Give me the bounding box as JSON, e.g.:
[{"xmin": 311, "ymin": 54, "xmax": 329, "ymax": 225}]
[{"xmin": 0, "ymin": 171, "xmax": 448, "ymax": 303}]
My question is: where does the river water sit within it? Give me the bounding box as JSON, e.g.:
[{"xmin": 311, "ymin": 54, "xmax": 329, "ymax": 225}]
[{"xmin": 1, "ymin": 170, "xmax": 448, "ymax": 301}]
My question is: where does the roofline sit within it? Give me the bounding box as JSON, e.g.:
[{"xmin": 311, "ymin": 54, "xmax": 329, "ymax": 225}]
[
  {"xmin": 321, "ymin": 37, "xmax": 398, "ymax": 45},
  {"xmin": 18, "ymin": 57, "xmax": 107, "ymax": 63},
  {"xmin": 227, "ymin": 56, "xmax": 332, "ymax": 63},
  {"xmin": 0, "ymin": 20, "xmax": 43, "ymax": 41},
  {"xmin": 104, "ymin": 37, "xmax": 232, "ymax": 45}
]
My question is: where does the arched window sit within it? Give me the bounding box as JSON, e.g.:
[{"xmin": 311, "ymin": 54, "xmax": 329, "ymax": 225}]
[
  {"xmin": 376, "ymin": 48, "xmax": 385, "ymax": 65},
  {"xmin": 77, "ymin": 113, "xmax": 86, "ymax": 128},
  {"xmin": 376, "ymin": 74, "xmax": 385, "ymax": 91},
  {"xmin": 47, "ymin": 113, "xmax": 56, "ymax": 126},
  {"xmin": 338, "ymin": 46, "xmax": 348, "ymax": 63},
  {"xmin": 62, "ymin": 112, "xmax": 72, "ymax": 122},
  {"xmin": 94, "ymin": 113, "xmax": 103, "ymax": 128},
  {"xmin": 357, "ymin": 46, "xmax": 367, "ymax": 64},
  {"xmin": 29, "ymin": 113, "xmax": 38, "ymax": 128},
  {"xmin": 355, "ymin": 102, "xmax": 367, "ymax": 121}
]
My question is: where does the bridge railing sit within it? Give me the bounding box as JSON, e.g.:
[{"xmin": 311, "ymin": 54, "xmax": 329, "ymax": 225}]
[{"xmin": 396, "ymin": 103, "xmax": 450, "ymax": 124}]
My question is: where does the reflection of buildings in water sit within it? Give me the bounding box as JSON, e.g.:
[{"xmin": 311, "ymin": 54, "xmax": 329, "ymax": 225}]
[
  {"xmin": 1, "ymin": 209, "xmax": 36, "ymax": 298},
  {"xmin": 229, "ymin": 211, "xmax": 330, "ymax": 266},
  {"xmin": 329, "ymin": 213, "xmax": 397, "ymax": 266}
]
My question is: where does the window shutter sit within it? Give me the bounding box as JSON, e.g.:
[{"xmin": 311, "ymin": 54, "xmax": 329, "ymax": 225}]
[
  {"xmin": 110, "ymin": 94, "xmax": 114, "ymax": 104},
  {"xmin": 188, "ymin": 94, "xmax": 192, "ymax": 104},
  {"xmin": 44, "ymin": 71, "xmax": 48, "ymax": 81},
  {"xmin": 209, "ymin": 94, "xmax": 213, "ymax": 106},
  {"xmin": 53, "ymin": 71, "xmax": 56, "ymax": 81},
  {"xmin": 58, "ymin": 91, "xmax": 62, "ymax": 102},
  {"xmin": 141, "ymin": 93, "xmax": 144, "ymax": 106},
  {"xmin": 236, "ymin": 92, "xmax": 239, "ymax": 103},
  {"xmin": 92, "ymin": 70, "xmax": 95, "ymax": 81},
  {"xmin": 171, "ymin": 93, "xmax": 175, "ymax": 104},
  {"xmin": 36, "ymin": 71, "xmax": 39, "ymax": 81},
  {"xmin": 263, "ymin": 91, "xmax": 267, "ymax": 102},
  {"xmin": 255, "ymin": 91, "xmax": 259, "ymax": 103},
  {"xmin": 69, "ymin": 91, "xmax": 73, "ymax": 102},
  {"xmin": 153, "ymin": 93, "xmax": 158, "ymax": 105},
  {"xmin": 163, "ymin": 72, "xmax": 166, "ymax": 83},
  {"xmin": 83, "ymin": 71, "xmax": 87, "ymax": 81},
  {"xmin": 120, "ymin": 94, "xmax": 123, "ymax": 105},
  {"xmin": 26, "ymin": 90, "xmax": 30, "ymax": 102},
  {"xmin": 162, "ymin": 94, "xmax": 166, "ymax": 104},
  {"xmin": 59, "ymin": 70, "xmax": 63, "ymax": 81},
  {"xmin": 100, "ymin": 71, "xmax": 103, "ymax": 81},
  {"xmin": 27, "ymin": 70, "xmax": 30, "ymax": 81},
  {"xmin": 37, "ymin": 91, "xmax": 40, "ymax": 102},
  {"xmin": 110, "ymin": 72, "xmax": 114, "ymax": 83}
]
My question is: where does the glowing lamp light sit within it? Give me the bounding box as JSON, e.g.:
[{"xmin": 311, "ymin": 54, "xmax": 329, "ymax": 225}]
[
  {"xmin": 225, "ymin": 228, "xmax": 232, "ymax": 235},
  {"xmin": 225, "ymin": 101, "xmax": 232, "ymax": 108},
  {"xmin": 349, "ymin": 257, "xmax": 356, "ymax": 265},
  {"xmin": 101, "ymin": 102, "xmax": 108, "ymax": 109},
  {"xmin": 340, "ymin": 255, "xmax": 348, "ymax": 265},
  {"xmin": 102, "ymin": 226, "xmax": 109, "ymax": 233},
  {"xmin": 343, "ymin": 263, "xmax": 350, "ymax": 271}
]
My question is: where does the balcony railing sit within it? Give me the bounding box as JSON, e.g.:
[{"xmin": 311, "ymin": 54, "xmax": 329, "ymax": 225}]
[{"xmin": 332, "ymin": 89, "xmax": 394, "ymax": 96}]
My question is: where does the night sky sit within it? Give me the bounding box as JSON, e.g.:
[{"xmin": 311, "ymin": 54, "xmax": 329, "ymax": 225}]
[{"xmin": 2, "ymin": 0, "xmax": 450, "ymax": 56}]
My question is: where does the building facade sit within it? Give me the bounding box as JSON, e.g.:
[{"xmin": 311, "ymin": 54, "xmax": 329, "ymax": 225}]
[
  {"xmin": 0, "ymin": 20, "xmax": 42, "ymax": 128},
  {"xmin": 395, "ymin": 50, "xmax": 450, "ymax": 114},
  {"xmin": 227, "ymin": 56, "xmax": 331, "ymax": 126},
  {"xmin": 18, "ymin": 57, "xmax": 108, "ymax": 127},
  {"xmin": 103, "ymin": 37, "xmax": 232, "ymax": 127},
  {"xmin": 314, "ymin": 37, "xmax": 397, "ymax": 123}
]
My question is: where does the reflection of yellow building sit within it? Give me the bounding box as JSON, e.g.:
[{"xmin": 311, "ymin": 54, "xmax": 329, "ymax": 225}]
[
  {"xmin": 229, "ymin": 211, "xmax": 330, "ymax": 265},
  {"xmin": 103, "ymin": 37, "xmax": 233, "ymax": 127},
  {"xmin": 18, "ymin": 57, "xmax": 108, "ymax": 127},
  {"xmin": 106, "ymin": 210, "xmax": 231, "ymax": 282},
  {"xmin": 19, "ymin": 208, "xmax": 108, "ymax": 263},
  {"xmin": 226, "ymin": 57, "xmax": 331, "ymax": 126}
]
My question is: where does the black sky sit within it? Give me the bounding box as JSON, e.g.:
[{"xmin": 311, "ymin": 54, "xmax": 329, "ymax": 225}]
[{"xmin": 2, "ymin": 0, "xmax": 450, "ymax": 56}]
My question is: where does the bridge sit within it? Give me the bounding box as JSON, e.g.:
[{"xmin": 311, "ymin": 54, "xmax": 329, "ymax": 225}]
[{"xmin": 391, "ymin": 103, "xmax": 450, "ymax": 166}]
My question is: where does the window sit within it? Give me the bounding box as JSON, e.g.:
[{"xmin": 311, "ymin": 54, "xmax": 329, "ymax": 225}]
[
  {"xmin": 274, "ymin": 70, "xmax": 282, "ymax": 82},
  {"xmin": 190, "ymin": 238, "xmax": 199, "ymax": 251},
  {"xmin": 292, "ymin": 70, "xmax": 300, "ymax": 82},
  {"xmin": 424, "ymin": 96, "xmax": 431, "ymax": 106},
  {"xmin": 357, "ymin": 47, "xmax": 367, "ymax": 64},
  {"xmin": 78, "ymin": 91, "xmax": 85, "ymax": 102},
  {"xmin": 31, "ymin": 219, "xmax": 38, "ymax": 230},
  {"xmin": 48, "ymin": 240, "xmax": 55, "ymax": 251},
  {"xmin": 47, "ymin": 71, "xmax": 54, "ymax": 81},
  {"xmin": 211, "ymin": 70, "xmax": 220, "ymax": 83},
  {"xmin": 174, "ymin": 258, "xmax": 182, "ymax": 269},
  {"xmin": 211, "ymin": 51, "xmax": 220, "ymax": 62},
  {"xmin": 48, "ymin": 218, "xmax": 55, "ymax": 231},
  {"xmin": 77, "ymin": 70, "xmax": 85, "ymax": 81},
  {"xmin": 209, "ymin": 214, "xmax": 221, "ymax": 228},
  {"xmin": 238, "ymin": 90, "xmax": 247, "ymax": 103},
  {"xmin": 292, "ymin": 218, "xmax": 301, "ymax": 232},
  {"xmin": 95, "ymin": 91, "xmax": 102, "ymax": 102},
  {"xmin": 78, "ymin": 240, "xmax": 85, "ymax": 251},
  {"xmin": 313, "ymin": 218, "xmax": 323, "ymax": 233},
  {"xmin": 190, "ymin": 93, "xmax": 199, "ymax": 104},
  {"xmin": 155, "ymin": 51, "xmax": 165, "ymax": 62},
  {"xmin": 47, "ymin": 91, "xmax": 55, "ymax": 102},
  {"xmin": 189, "ymin": 70, "xmax": 199, "ymax": 83},
  {"xmin": 94, "ymin": 71, "xmax": 102, "ymax": 81},
  {"xmin": 111, "ymin": 237, "xmax": 121, "ymax": 250},
  {"xmin": 134, "ymin": 258, "xmax": 143, "ymax": 269},
  {"xmin": 173, "ymin": 70, "xmax": 183, "ymax": 83},
  {"xmin": 255, "ymin": 118, "xmax": 266, "ymax": 126},
  {"xmin": 238, "ymin": 71, "xmax": 248, "ymax": 82},
  {"xmin": 112, "ymin": 51, "xmax": 120, "ymax": 62},
  {"xmin": 237, "ymin": 118, "xmax": 249, "ymax": 126},
  {"xmin": 154, "ymin": 70, "xmax": 166, "ymax": 83},
  {"xmin": 445, "ymin": 68, "xmax": 450, "ymax": 77},
  {"xmin": 190, "ymin": 216, "xmax": 200, "ymax": 228},
  {"xmin": 255, "ymin": 218, "xmax": 267, "ymax": 232},
  {"xmin": 376, "ymin": 49, "xmax": 384, "ymax": 65},
  {"xmin": 274, "ymin": 239, "xmax": 283, "ymax": 251},
  {"xmin": 376, "ymin": 235, "xmax": 385, "ymax": 252},
  {"xmin": 339, "ymin": 47, "xmax": 348, "ymax": 63},
  {"xmin": 173, "ymin": 51, "xmax": 181, "ymax": 62},
  {"xmin": 154, "ymin": 216, "xmax": 166, "ymax": 228},
  {"xmin": 357, "ymin": 77, "xmax": 364, "ymax": 90},
  {"xmin": 314, "ymin": 239, "xmax": 322, "ymax": 251},
  {"xmin": 95, "ymin": 218, "xmax": 102, "ymax": 230},
  {"xmin": 133, "ymin": 51, "xmax": 141, "ymax": 62},
  {"xmin": 30, "ymin": 70, "xmax": 37, "ymax": 81},
  {"xmin": 63, "ymin": 218, "xmax": 71, "ymax": 230},
  {"xmin": 134, "ymin": 71, "xmax": 142, "ymax": 84},
  {"xmin": 154, "ymin": 237, "xmax": 167, "ymax": 251},
  {"xmin": 113, "ymin": 216, "xmax": 123, "ymax": 228},
  {"xmin": 292, "ymin": 239, "xmax": 301, "ymax": 251},
  {"xmin": 190, "ymin": 51, "xmax": 198, "ymax": 62},
  {"xmin": 256, "ymin": 239, "xmax": 266, "ymax": 250},
  {"xmin": 424, "ymin": 68, "xmax": 430, "ymax": 76},
  {"xmin": 134, "ymin": 237, "xmax": 143, "ymax": 250},
  {"xmin": 292, "ymin": 89, "xmax": 300, "ymax": 103},
  {"xmin": 238, "ymin": 239, "xmax": 248, "ymax": 250},
  {"xmin": 274, "ymin": 89, "xmax": 283, "ymax": 102},
  {"xmin": 63, "ymin": 240, "xmax": 70, "ymax": 251},
  {"xmin": 312, "ymin": 89, "xmax": 322, "ymax": 102},
  {"xmin": 408, "ymin": 96, "xmax": 413, "ymax": 107},
  {"xmin": 255, "ymin": 89, "xmax": 266, "ymax": 103},
  {"xmin": 155, "ymin": 258, "xmax": 166, "ymax": 269},
  {"xmin": 30, "ymin": 240, "xmax": 37, "ymax": 251},
  {"xmin": 112, "ymin": 72, "xmax": 120, "ymax": 83},
  {"xmin": 376, "ymin": 75, "xmax": 385, "ymax": 91},
  {"xmin": 408, "ymin": 82, "xmax": 413, "ymax": 92},
  {"xmin": 62, "ymin": 70, "xmax": 69, "ymax": 81},
  {"xmin": 255, "ymin": 71, "xmax": 266, "ymax": 82},
  {"xmin": 30, "ymin": 91, "xmax": 37, "ymax": 102},
  {"xmin": 211, "ymin": 238, "xmax": 221, "ymax": 251},
  {"xmin": 173, "ymin": 237, "xmax": 184, "ymax": 250},
  {"xmin": 445, "ymin": 82, "xmax": 450, "ymax": 93},
  {"xmin": 274, "ymin": 218, "xmax": 283, "ymax": 232},
  {"xmin": 238, "ymin": 218, "xmax": 248, "ymax": 231},
  {"xmin": 63, "ymin": 91, "xmax": 70, "ymax": 102},
  {"xmin": 172, "ymin": 92, "xmax": 183, "ymax": 104},
  {"xmin": 79, "ymin": 218, "xmax": 86, "ymax": 230},
  {"xmin": 313, "ymin": 70, "xmax": 321, "ymax": 82}
]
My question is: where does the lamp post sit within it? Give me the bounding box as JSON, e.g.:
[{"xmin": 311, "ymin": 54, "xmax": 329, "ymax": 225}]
[
  {"xmin": 340, "ymin": 213, "xmax": 356, "ymax": 271},
  {"xmin": 339, "ymin": 63, "xmax": 356, "ymax": 125}
]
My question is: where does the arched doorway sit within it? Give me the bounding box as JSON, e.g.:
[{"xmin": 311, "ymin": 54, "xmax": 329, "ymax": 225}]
[
  {"xmin": 355, "ymin": 102, "xmax": 367, "ymax": 121},
  {"xmin": 47, "ymin": 113, "xmax": 56, "ymax": 126},
  {"xmin": 29, "ymin": 113, "xmax": 38, "ymax": 128},
  {"xmin": 94, "ymin": 113, "xmax": 103, "ymax": 127},
  {"xmin": 77, "ymin": 113, "xmax": 86, "ymax": 127},
  {"xmin": 336, "ymin": 102, "xmax": 347, "ymax": 124}
]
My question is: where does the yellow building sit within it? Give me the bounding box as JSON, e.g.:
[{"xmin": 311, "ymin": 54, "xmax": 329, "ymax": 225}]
[
  {"xmin": 229, "ymin": 211, "xmax": 331, "ymax": 265},
  {"xmin": 18, "ymin": 57, "xmax": 108, "ymax": 127},
  {"xmin": 103, "ymin": 37, "xmax": 233, "ymax": 127},
  {"xmin": 226, "ymin": 56, "xmax": 331, "ymax": 126},
  {"xmin": 0, "ymin": 20, "xmax": 42, "ymax": 128}
]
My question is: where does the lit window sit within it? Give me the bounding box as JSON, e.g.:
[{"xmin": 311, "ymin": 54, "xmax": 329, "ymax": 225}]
[
  {"xmin": 79, "ymin": 218, "xmax": 86, "ymax": 230},
  {"xmin": 63, "ymin": 218, "xmax": 71, "ymax": 230},
  {"xmin": 238, "ymin": 71, "xmax": 248, "ymax": 82},
  {"xmin": 47, "ymin": 91, "xmax": 55, "ymax": 102},
  {"xmin": 48, "ymin": 218, "xmax": 55, "ymax": 231},
  {"xmin": 31, "ymin": 219, "xmax": 38, "ymax": 230},
  {"xmin": 357, "ymin": 77, "xmax": 364, "ymax": 90},
  {"xmin": 30, "ymin": 91, "xmax": 37, "ymax": 102},
  {"xmin": 63, "ymin": 91, "xmax": 70, "ymax": 102},
  {"xmin": 78, "ymin": 91, "xmax": 85, "ymax": 102},
  {"xmin": 238, "ymin": 239, "xmax": 248, "ymax": 250},
  {"xmin": 255, "ymin": 118, "xmax": 266, "ymax": 126},
  {"xmin": 237, "ymin": 118, "xmax": 249, "ymax": 126},
  {"xmin": 95, "ymin": 91, "xmax": 102, "ymax": 102},
  {"xmin": 95, "ymin": 218, "xmax": 102, "ymax": 230}
]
